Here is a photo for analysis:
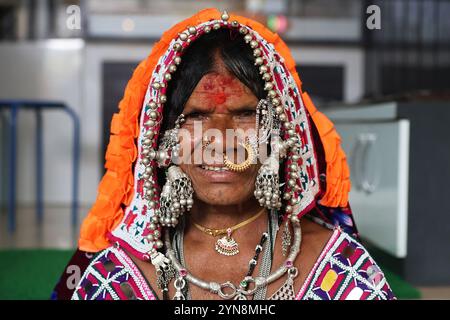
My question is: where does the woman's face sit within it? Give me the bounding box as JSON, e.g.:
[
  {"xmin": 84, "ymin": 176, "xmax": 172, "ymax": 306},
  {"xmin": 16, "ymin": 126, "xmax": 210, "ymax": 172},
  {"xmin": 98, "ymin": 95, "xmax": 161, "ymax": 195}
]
[{"xmin": 178, "ymin": 64, "xmax": 260, "ymax": 206}]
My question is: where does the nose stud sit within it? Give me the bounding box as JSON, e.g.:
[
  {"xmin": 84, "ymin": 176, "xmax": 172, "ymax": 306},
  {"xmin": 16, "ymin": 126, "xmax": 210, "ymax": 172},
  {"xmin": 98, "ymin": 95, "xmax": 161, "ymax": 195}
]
[{"xmin": 202, "ymin": 134, "xmax": 212, "ymax": 150}]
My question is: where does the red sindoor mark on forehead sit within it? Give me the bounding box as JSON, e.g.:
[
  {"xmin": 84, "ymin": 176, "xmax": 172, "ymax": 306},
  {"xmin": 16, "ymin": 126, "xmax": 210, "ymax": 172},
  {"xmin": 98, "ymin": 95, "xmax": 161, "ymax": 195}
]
[{"xmin": 193, "ymin": 73, "xmax": 252, "ymax": 113}]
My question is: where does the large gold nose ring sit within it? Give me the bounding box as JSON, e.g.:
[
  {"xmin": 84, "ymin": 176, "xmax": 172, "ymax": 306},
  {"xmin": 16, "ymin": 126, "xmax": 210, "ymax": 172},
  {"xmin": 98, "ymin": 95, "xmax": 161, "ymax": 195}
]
[{"xmin": 223, "ymin": 138, "xmax": 255, "ymax": 172}]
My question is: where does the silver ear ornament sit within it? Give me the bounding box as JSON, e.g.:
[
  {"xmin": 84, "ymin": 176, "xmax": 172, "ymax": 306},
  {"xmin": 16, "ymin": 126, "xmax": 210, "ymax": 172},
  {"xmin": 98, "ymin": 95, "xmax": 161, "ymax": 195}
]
[
  {"xmin": 154, "ymin": 114, "xmax": 194, "ymax": 229},
  {"xmin": 254, "ymin": 98, "xmax": 288, "ymax": 210},
  {"xmin": 255, "ymin": 98, "xmax": 275, "ymax": 146},
  {"xmin": 254, "ymin": 137, "xmax": 287, "ymax": 210},
  {"xmin": 158, "ymin": 165, "xmax": 194, "ymax": 228},
  {"xmin": 156, "ymin": 114, "xmax": 185, "ymax": 167}
]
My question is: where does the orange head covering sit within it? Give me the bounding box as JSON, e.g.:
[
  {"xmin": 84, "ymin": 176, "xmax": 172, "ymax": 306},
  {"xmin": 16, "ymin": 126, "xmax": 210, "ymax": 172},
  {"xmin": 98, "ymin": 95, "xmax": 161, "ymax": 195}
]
[{"xmin": 78, "ymin": 8, "xmax": 351, "ymax": 257}]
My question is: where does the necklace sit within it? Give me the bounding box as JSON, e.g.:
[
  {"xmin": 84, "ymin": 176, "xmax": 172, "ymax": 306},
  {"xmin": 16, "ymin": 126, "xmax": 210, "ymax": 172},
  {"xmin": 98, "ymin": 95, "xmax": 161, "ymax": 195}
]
[
  {"xmin": 172, "ymin": 225, "xmax": 270, "ymax": 300},
  {"xmin": 192, "ymin": 208, "xmax": 265, "ymax": 256},
  {"xmin": 172, "ymin": 211, "xmax": 276, "ymax": 300},
  {"xmin": 165, "ymin": 215, "xmax": 302, "ymax": 300},
  {"xmin": 254, "ymin": 209, "xmax": 278, "ymax": 299}
]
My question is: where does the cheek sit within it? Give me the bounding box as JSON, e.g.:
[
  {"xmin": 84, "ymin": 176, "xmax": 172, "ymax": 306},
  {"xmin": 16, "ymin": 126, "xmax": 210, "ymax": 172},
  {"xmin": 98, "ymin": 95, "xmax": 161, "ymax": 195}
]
[
  {"xmin": 175, "ymin": 130, "xmax": 203, "ymax": 163},
  {"xmin": 237, "ymin": 117, "xmax": 257, "ymax": 130}
]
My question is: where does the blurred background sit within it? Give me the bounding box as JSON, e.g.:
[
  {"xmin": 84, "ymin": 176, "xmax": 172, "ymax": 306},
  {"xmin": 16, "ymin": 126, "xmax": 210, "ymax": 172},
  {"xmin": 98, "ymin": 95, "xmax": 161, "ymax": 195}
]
[{"xmin": 0, "ymin": 0, "xmax": 449, "ymax": 300}]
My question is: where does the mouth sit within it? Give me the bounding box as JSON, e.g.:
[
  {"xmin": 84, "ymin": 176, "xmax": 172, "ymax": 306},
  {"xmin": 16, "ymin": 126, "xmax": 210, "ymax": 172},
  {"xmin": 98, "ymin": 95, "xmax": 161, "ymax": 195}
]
[
  {"xmin": 200, "ymin": 165, "xmax": 230, "ymax": 172},
  {"xmin": 194, "ymin": 163, "xmax": 238, "ymax": 182}
]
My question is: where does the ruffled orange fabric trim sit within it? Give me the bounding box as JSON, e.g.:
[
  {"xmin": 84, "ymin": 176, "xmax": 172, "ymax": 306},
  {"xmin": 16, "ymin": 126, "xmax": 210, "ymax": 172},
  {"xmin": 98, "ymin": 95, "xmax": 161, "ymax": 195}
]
[{"xmin": 78, "ymin": 8, "xmax": 350, "ymax": 252}]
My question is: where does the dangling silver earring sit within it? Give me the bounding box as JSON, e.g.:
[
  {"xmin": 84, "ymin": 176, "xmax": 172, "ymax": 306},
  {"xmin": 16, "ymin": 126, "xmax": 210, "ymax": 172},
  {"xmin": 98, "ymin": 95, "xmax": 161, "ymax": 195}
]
[
  {"xmin": 254, "ymin": 99, "xmax": 286, "ymax": 210},
  {"xmin": 156, "ymin": 114, "xmax": 185, "ymax": 167},
  {"xmin": 156, "ymin": 114, "xmax": 194, "ymax": 228},
  {"xmin": 158, "ymin": 165, "xmax": 194, "ymax": 227},
  {"xmin": 255, "ymin": 99, "xmax": 274, "ymax": 147},
  {"xmin": 254, "ymin": 148, "xmax": 283, "ymax": 210}
]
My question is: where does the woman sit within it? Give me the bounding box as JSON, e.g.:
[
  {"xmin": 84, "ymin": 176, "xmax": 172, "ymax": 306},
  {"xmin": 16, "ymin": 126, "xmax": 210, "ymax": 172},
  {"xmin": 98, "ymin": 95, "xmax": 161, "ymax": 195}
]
[{"xmin": 53, "ymin": 8, "xmax": 395, "ymax": 300}]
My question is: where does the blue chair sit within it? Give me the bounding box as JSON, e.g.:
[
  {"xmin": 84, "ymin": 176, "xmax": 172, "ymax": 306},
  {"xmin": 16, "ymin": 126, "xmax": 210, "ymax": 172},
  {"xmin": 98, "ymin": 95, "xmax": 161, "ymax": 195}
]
[{"xmin": 0, "ymin": 100, "xmax": 80, "ymax": 233}]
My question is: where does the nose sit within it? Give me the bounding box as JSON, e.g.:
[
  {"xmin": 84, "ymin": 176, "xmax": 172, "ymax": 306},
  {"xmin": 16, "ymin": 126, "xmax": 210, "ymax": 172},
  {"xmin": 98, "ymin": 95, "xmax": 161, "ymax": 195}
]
[{"xmin": 203, "ymin": 115, "xmax": 241, "ymax": 154}]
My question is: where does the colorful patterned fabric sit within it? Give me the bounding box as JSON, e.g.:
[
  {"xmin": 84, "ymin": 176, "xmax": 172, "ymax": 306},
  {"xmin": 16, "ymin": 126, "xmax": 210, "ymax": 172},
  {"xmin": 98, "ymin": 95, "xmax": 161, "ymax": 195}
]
[
  {"xmin": 71, "ymin": 246, "xmax": 157, "ymax": 300},
  {"xmin": 71, "ymin": 228, "xmax": 395, "ymax": 300},
  {"xmin": 51, "ymin": 250, "xmax": 95, "ymax": 300},
  {"xmin": 297, "ymin": 228, "xmax": 395, "ymax": 300},
  {"xmin": 309, "ymin": 205, "xmax": 359, "ymax": 240}
]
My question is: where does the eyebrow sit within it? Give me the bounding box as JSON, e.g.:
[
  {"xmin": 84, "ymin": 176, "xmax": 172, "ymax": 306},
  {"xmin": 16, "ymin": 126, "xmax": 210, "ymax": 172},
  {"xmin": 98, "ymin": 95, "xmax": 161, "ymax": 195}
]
[
  {"xmin": 184, "ymin": 104, "xmax": 257, "ymax": 114},
  {"xmin": 183, "ymin": 105, "xmax": 214, "ymax": 114}
]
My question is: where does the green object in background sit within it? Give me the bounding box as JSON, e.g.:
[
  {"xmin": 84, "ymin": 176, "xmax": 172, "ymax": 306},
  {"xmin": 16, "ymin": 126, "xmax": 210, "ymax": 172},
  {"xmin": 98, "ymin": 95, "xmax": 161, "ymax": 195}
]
[
  {"xmin": 380, "ymin": 266, "xmax": 421, "ymax": 299},
  {"xmin": 0, "ymin": 249, "xmax": 421, "ymax": 300},
  {"xmin": 0, "ymin": 249, "xmax": 73, "ymax": 300}
]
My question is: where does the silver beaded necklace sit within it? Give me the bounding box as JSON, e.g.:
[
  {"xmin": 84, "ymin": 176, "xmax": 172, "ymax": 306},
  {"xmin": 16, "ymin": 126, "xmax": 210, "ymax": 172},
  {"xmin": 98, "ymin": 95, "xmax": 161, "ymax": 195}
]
[
  {"xmin": 253, "ymin": 209, "xmax": 278, "ymax": 299},
  {"xmin": 164, "ymin": 213, "xmax": 302, "ymax": 300},
  {"xmin": 172, "ymin": 210, "xmax": 278, "ymax": 300}
]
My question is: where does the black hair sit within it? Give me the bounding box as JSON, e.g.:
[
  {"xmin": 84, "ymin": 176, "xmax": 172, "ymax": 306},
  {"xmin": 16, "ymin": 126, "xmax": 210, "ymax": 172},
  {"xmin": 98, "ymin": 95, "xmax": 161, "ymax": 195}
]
[{"xmin": 160, "ymin": 28, "xmax": 266, "ymax": 133}]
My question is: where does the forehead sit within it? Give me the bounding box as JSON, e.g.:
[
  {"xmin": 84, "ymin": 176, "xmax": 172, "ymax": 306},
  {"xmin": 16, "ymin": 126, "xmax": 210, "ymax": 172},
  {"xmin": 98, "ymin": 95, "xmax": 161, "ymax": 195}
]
[{"xmin": 184, "ymin": 71, "xmax": 258, "ymax": 112}]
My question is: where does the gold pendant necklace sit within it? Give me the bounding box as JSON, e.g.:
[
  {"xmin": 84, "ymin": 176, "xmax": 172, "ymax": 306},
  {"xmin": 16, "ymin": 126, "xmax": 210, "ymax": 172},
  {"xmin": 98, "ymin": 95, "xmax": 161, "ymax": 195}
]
[
  {"xmin": 192, "ymin": 209, "xmax": 265, "ymax": 256},
  {"xmin": 215, "ymin": 228, "xmax": 239, "ymax": 256}
]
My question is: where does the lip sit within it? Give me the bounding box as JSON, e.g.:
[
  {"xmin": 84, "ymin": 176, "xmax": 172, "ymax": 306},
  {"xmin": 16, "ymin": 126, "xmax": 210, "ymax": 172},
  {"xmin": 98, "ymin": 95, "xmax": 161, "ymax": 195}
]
[
  {"xmin": 194, "ymin": 165, "xmax": 239, "ymax": 183},
  {"xmin": 200, "ymin": 163, "xmax": 227, "ymax": 168}
]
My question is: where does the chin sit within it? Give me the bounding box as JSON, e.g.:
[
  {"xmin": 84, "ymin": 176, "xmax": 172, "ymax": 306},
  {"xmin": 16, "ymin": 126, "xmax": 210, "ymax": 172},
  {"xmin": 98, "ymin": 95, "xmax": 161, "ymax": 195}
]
[{"xmin": 194, "ymin": 184, "xmax": 252, "ymax": 206}]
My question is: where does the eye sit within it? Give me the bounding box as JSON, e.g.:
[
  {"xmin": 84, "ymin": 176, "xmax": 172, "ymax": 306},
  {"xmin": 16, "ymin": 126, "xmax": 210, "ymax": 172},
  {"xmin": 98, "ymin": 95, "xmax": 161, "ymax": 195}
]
[
  {"xmin": 185, "ymin": 112, "xmax": 208, "ymax": 120},
  {"xmin": 235, "ymin": 110, "xmax": 256, "ymax": 118}
]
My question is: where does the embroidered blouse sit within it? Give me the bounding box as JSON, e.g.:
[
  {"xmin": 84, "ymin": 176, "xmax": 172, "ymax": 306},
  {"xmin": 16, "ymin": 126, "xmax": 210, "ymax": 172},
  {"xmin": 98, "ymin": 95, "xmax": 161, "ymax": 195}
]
[{"xmin": 71, "ymin": 228, "xmax": 395, "ymax": 300}]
